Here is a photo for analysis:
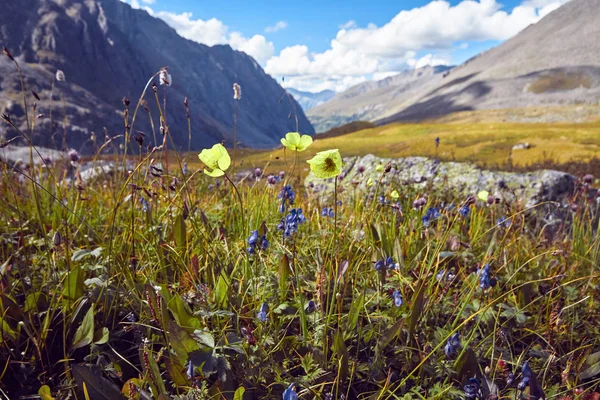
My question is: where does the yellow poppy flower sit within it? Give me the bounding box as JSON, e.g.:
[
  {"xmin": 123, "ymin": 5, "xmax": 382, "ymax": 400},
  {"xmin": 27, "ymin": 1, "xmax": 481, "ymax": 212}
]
[
  {"xmin": 281, "ymin": 132, "xmax": 313, "ymax": 152},
  {"xmin": 198, "ymin": 143, "xmax": 231, "ymax": 177},
  {"xmin": 306, "ymin": 149, "xmax": 342, "ymax": 179}
]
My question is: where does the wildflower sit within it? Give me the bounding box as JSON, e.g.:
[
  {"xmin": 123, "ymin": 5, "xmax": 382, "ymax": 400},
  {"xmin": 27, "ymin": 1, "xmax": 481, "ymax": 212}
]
[
  {"xmin": 357, "ymin": 165, "xmax": 366, "ymax": 174},
  {"xmin": 52, "ymin": 231, "xmax": 62, "ymax": 247},
  {"xmin": 233, "ymin": 83, "xmax": 241, "ymax": 100},
  {"xmin": 390, "ymin": 190, "xmax": 399, "ymax": 200},
  {"xmin": 477, "ymin": 264, "xmax": 496, "ymax": 290},
  {"xmin": 281, "ymin": 132, "xmax": 313, "ymax": 152},
  {"xmin": 459, "ymin": 205, "xmax": 470, "ymax": 218},
  {"xmin": 282, "ymin": 383, "xmax": 298, "ymax": 400},
  {"xmin": 140, "ymin": 197, "xmax": 150, "ymax": 213},
  {"xmin": 306, "ymin": 300, "xmax": 316, "ymax": 314},
  {"xmin": 56, "ymin": 69, "xmax": 66, "ymax": 81},
  {"xmin": 392, "ymin": 290, "xmax": 403, "ymax": 307},
  {"xmin": 321, "ymin": 207, "xmax": 334, "ymax": 218},
  {"xmin": 376, "ymin": 163, "xmax": 384, "ymax": 172},
  {"xmin": 517, "ymin": 362, "xmax": 532, "ymax": 391},
  {"xmin": 583, "ymin": 174, "xmax": 593, "ymax": 184},
  {"xmin": 187, "ymin": 361, "xmax": 195, "ymax": 380},
  {"xmin": 422, "ymin": 207, "xmax": 441, "ymax": 227},
  {"xmin": 444, "ymin": 332, "xmax": 461, "ymax": 358},
  {"xmin": 463, "ymin": 377, "xmax": 481, "ymax": 399},
  {"xmin": 159, "ymin": 69, "xmax": 172, "ymax": 86},
  {"xmin": 278, "ymin": 185, "xmax": 296, "ymax": 213},
  {"xmin": 374, "ymin": 256, "xmax": 396, "ymax": 273},
  {"xmin": 198, "ymin": 143, "xmax": 230, "ymax": 177},
  {"xmin": 436, "ymin": 269, "xmax": 455, "ymax": 282},
  {"xmin": 279, "ymin": 170, "xmax": 285, "ymax": 179},
  {"xmin": 257, "ymin": 302, "xmax": 269, "ymax": 322},
  {"xmin": 182, "ymin": 161, "xmax": 188, "ymax": 176},
  {"xmin": 435, "ymin": 137, "xmax": 440, "ymax": 148},
  {"xmin": 307, "ymin": 149, "xmax": 342, "ymax": 179},
  {"xmin": 247, "ymin": 230, "xmax": 269, "ymax": 254},
  {"xmin": 378, "ymin": 195, "xmax": 388, "ymax": 205},
  {"xmin": 277, "ymin": 208, "xmax": 307, "ymax": 237},
  {"xmin": 68, "ymin": 149, "xmax": 80, "ymax": 164},
  {"xmin": 477, "ymin": 190, "xmax": 489, "ymax": 202},
  {"xmin": 366, "ymin": 177, "xmax": 375, "ymax": 187},
  {"xmin": 496, "ymin": 216, "xmax": 511, "ymax": 229},
  {"xmin": 267, "ymin": 174, "xmax": 277, "ymax": 186},
  {"xmin": 254, "ymin": 168, "xmax": 262, "ymax": 179},
  {"xmin": 413, "ymin": 197, "xmax": 427, "ymax": 210}
]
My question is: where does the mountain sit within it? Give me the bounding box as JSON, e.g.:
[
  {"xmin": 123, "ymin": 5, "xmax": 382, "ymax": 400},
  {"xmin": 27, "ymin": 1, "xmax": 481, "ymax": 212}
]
[
  {"xmin": 286, "ymin": 88, "xmax": 336, "ymax": 111},
  {"xmin": 307, "ymin": 65, "xmax": 452, "ymax": 132},
  {"xmin": 378, "ymin": 0, "xmax": 600, "ymax": 124},
  {"xmin": 0, "ymin": 0, "xmax": 313, "ymax": 152}
]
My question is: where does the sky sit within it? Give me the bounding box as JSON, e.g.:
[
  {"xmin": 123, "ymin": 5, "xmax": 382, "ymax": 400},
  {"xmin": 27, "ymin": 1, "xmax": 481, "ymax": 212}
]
[{"xmin": 120, "ymin": 0, "xmax": 569, "ymax": 93}]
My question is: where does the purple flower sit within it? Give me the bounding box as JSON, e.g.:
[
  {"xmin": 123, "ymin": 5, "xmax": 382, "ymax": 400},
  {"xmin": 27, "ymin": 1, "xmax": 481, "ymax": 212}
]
[
  {"xmin": 477, "ymin": 264, "xmax": 496, "ymax": 290},
  {"xmin": 459, "ymin": 205, "xmax": 470, "ymax": 218},
  {"xmin": 392, "ymin": 290, "xmax": 403, "ymax": 307},
  {"xmin": 282, "ymin": 383, "xmax": 298, "ymax": 400},
  {"xmin": 247, "ymin": 230, "xmax": 269, "ymax": 254},
  {"xmin": 306, "ymin": 300, "xmax": 316, "ymax": 314},
  {"xmin": 321, "ymin": 207, "xmax": 334, "ymax": 217},
  {"xmin": 257, "ymin": 302, "xmax": 269, "ymax": 322},
  {"xmin": 496, "ymin": 216, "xmax": 511, "ymax": 229},
  {"xmin": 278, "ymin": 185, "xmax": 296, "ymax": 213},
  {"xmin": 463, "ymin": 377, "xmax": 480, "ymax": 399},
  {"xmin": 278, "ymin": 208, "xmax": 306, "ymax": 237},
  {"xmin": 444, "ymin": 332, "xmax": 460, "ymax": 358}
]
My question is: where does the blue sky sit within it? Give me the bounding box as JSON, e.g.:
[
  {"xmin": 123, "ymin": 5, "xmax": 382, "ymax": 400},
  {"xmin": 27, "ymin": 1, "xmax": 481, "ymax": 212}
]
[{"xmin": 123, "ymin": 0, "xmax": 568, "ymax": 92}]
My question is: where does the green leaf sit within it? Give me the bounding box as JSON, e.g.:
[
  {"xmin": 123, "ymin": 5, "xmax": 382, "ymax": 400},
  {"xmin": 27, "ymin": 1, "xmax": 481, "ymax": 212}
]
[
  {"xmin": 173, "ymin": 213, "xmax": 187, "ymax": 251},
  {"xmin": 93, "ymin": 327, "xmax": 109, "ymax": 345},
  {"xmin": 167, "ymin": 296, "xmax": 201, "ymax": 330},
  {"xmin": 38, "ymin": 385, "xmax": 55, "ymax": 400},
  {"xmin": 168, "ymin": 321, "xmax": 200, "ymax": 364},
  {"xmin": 71, "ymin": 249, "xmax": 91, "ymax": 262},
  {"xmin": 214, "ymin": 274, "xmax": 229, "ymax": 309},
  {"xmin": 408, "ymin": 281, "xmax": 425, "ymax": 342},
  {"xmin": 279, "ymin": 254, "xmax": 290, "ymax": 300},
  {"xmin": 72, "ymin": 305, "xmax": 95, "ymax": 350},
  {"xmin": 580, "ymin": 351, "xmax": 600, "ymax": 379},
  {"xmin": 234, "ymin": 386, "xmax": 246, "ymax": 400},
  {"xmin": 346, "ymin": 292, "xmax": 364, "ymax": 330},
  {"xmin": 63, "ymin": 266, "xmax": 84, "ymax": 304},
  {"xmin": 71, "ymin": 364, "xmax": 125, "ymax": 400},
  {"xmin": 376, "ymin": 318, "xmax": 404, "ymax": 352},
  {"xmin": 333, "ymin": 330, "xmax": 349, "ymax": 383}
]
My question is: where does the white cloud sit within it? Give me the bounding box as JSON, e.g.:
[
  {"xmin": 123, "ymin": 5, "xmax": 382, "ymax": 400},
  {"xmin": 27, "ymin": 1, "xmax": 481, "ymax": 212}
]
[
  {"xmin": 265, "ymin": 0, "xmax": 570, "ymax": 92},
  {"xmin": 265, "ymin": 21, "xmax": 288, "ymax": 33},
  {"xmin": 407, "ymin": 54, "xmax": 450, "ymax": 69},
  {"xmin": 141, "ymin": 0, "xmax": 155, "ymax": 4},
  {"xmin": 120, "ymin": 0, "xmax": 274, "ymax": 64},
  {"xmin": 338, "ymin": 20, "xmax": 357, "ymax": 30}
]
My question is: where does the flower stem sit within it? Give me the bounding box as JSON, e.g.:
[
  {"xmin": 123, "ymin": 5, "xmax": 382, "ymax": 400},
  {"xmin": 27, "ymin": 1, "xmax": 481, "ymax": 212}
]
[{"xmin": 225, "ymin": 173, "xmax": 246, "ymax": 234}]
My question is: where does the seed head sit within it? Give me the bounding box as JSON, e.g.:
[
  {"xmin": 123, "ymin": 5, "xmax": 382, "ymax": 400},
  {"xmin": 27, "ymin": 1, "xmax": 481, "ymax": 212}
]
[
  {"xmin": 2, "ymin": 46, "xmax": 14, "ymax": 61},
  {"xmin": 55, "ymin": 70, "xmax": 66, "ymax": 82}
]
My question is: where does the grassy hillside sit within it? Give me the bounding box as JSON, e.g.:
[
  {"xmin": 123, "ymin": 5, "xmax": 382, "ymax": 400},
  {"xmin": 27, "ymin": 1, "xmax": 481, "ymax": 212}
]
[{"xmin": 237, "ymin": 110, "xmax": 600, "ymax": 174}]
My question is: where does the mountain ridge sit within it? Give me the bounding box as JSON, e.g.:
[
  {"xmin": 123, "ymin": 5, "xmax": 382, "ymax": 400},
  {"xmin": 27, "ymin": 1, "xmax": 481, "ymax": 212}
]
[{"xmin": 0, "ymin": 0, "xmax": 314, "ymax": 152}]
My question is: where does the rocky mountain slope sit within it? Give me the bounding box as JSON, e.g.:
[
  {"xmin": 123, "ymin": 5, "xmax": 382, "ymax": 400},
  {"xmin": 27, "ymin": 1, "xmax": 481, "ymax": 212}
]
[
  {"xmin": 286, "ymin": 88, "xmax": 335, "ymax": 112},
  {"xmin": 308, "ymin": 66, "xmax": 451, "ymax": 132},
  {"xmin": 0, "ymin": 0, "xmax": 313, "ymax": 152},
  {"xmin": 309, "ymin": 0, "xmax": 600, "ymax": 132},
  {"xmin": 379, "ymin": 0, "xmax": 600, "ymax": 124}
]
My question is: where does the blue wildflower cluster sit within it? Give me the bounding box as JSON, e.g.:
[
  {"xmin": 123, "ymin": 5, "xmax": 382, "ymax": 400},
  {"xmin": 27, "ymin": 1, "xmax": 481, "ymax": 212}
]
[
  {"xmin": 478, "ymin": 264, "xmax": 496, "ymax": 290},
  {"xmin": 247, "ymin": 230, "xmax": 269, "ymax": 254},
  {"xmin": 257, "ymin": 302, "xmax": 269, "ymax": 322},
  {"xmin": 518, "ymin": 362, "xmax": 532, "ymax": 391},
  {"xmin": 436, "ymin": 269, "xmax": 456, "ymax": 282},
  {"xmin": 496, "ymin": 216, "xmax": 511, "ymax": 229},
  {"xmin": 444, "ymin": 332, "xmax": 461, "ymax": 358},
  {"xmin": 277, "ymin": 208, "xmax": 307, "ymax": 237},
  {"xmin": 463, "ymin": 377, "xmax": 481, "ymax": 399},
  {"xmin": 422, "ymin": 207, "xmax": 441, "ymax": 227},
  {"xmin": 282, "ymin": 383, "xmax": 298, "ymax": 400},
  {"xmin": 139, "ymin": 196, "xmax": 150, "ymax": 213},
  {"xmin": 321, "ymin": 207, "xmax": 334, "ymax": 217},
  {"xmin": 392, "ymin": 290, "xmax": 403, "ymax": 307},
  {"xmin": 278, "ymin": 185, "xmax": 296, "ymax": 212},
  {"xmin": 374, "ymin": 256, "xmax": 396, "ymax": 273},
  {"xmin": 459, "ymin": 204, "xmax": 471, "ymax": 218}
]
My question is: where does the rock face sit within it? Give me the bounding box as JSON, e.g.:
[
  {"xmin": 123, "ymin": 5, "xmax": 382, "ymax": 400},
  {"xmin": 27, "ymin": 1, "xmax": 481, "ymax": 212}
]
[
  {"xmin": 305, "ymin": 154, "xmax": 577, "ymax": 208},
  {"xmin": 286, "ymin": 88, "xmax": 335, "ymax": 112},
  {"xmin": 0, "ymin": 0, "xmax": 314, "ymax": 152}
]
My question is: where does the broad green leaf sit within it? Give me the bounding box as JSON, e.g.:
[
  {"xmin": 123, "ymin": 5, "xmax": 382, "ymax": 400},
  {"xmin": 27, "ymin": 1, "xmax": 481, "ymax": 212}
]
[
  {"xmin": 408, "ymin": 281, "xmax": 425, "ymax": 342},
  {"xmin": 63, "ymin": 266, "xmax": 84, "ymax": 304},
  {"xmin": 346, "ymin": 293, "xmax": 364, "ymax": 330},
  {"xmin": 214, "ymin": 274, "xmax": 229, "ymax": 309},
  {"xmin": 173, "ymin": 213, "xmax": 186, "ymax": 251},
  {"xmin": 168, "ymin": 321, "xmax": 200, "ymax": 364},
  {"xmin": 581, "ymin": 351, "xmax": 600, "ymax": 379},
  {"xmin": 168, "ymin": 296, "xmax": 201, "ymax": 330},
  {"xmin": 234, "ymin": 386, "xmax": 246, "ymax": 400},
  {"xmin": 71, "ymin": 364, "xmax": 124, "ymax": 400},
  {"xmin": 72, "ymin": 306, "xmax": 95, "ymax": 350},
  {"xmin": 93, "ymin": 327, "xmax": 109, "ymax": 345},
  {"xmin": 38, "ymin": 385, "xmax": 55, "ymax": 400},
  {"xmin": 333, "ymin": 330, "xmax": 349, "ymax": 383}
]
